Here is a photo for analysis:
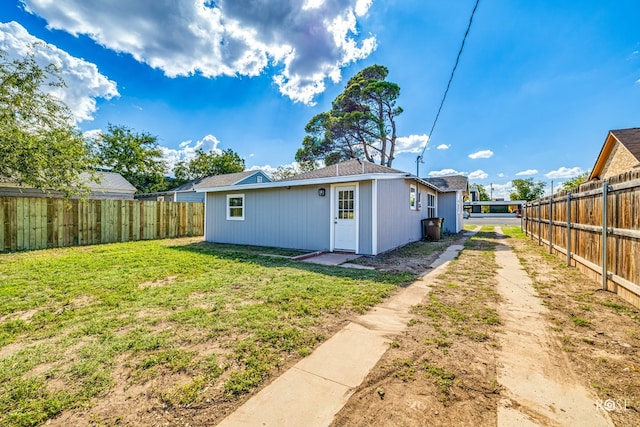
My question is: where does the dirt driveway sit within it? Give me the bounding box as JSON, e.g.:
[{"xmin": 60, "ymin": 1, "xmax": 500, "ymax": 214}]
[{"xmin": 331, "ymin": 227, "xmax": 639, "ymax": 426}]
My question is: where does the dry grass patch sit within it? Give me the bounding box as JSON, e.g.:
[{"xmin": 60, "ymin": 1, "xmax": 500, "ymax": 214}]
[
  {"xmin": 503, "ymin": 226, "xmax": 640, "ymax": 426},
  {"xmin": 332, "ymin": 229, "xmax": 503, "ymax": 427}
]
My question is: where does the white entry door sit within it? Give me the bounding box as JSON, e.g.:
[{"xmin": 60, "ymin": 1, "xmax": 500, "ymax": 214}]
[{"xmin": 333, "ymin": 185, "xmax": 357, "ymax": 251}]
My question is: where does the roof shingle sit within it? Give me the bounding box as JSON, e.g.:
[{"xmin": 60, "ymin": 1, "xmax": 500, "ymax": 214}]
[
  {"xmin": 611, "ymin": 128, "xmax": 640, "ymax": 161},
  {"xmin": 423, "ymin": 176, "xmax": 469, "ymax": 193},
  {"xmin": 281, "ymin": 159, "xmax": 406, "ymax": 181}
]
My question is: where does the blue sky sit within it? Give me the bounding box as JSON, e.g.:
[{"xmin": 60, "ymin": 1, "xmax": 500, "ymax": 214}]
[{"xmin": 2, "ymin": 0, "xmax": 639, "ymax": 198}]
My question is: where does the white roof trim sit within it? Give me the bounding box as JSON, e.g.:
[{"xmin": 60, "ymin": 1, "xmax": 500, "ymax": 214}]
[{"xmin": 196, "ymin": 172, "xmax": 430, "ymax": 193}]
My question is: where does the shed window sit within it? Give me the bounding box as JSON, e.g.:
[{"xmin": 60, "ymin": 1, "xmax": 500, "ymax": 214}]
[
  {"xmin": 227, "ymin": 194, "xmax": 245, "ymax": 220},
  {"xmin": 409, "ymin": 185, "xmax": 417, "ymax": 210},
  {"xmin": 257, "ymin": 175, "xmax": 263, "ymax": 183}
]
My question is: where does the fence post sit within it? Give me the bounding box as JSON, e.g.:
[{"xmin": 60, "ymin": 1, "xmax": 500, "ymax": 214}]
[
  {"xmin": 537, "ymin": 201, "xmax": 541, "ymax": 246},
  {"xmin": 566, "ymin": 193, "xmax": 571, "ymax": 266},
  {"xmin": 549, "ymin": 196, "xmax": 553, "ymax": 254},
  {"xmin": 602, "ymin": 182, "xmax": 609, "ymax": 291}
]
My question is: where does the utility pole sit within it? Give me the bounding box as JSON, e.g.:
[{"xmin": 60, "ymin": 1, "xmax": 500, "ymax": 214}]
[{"xmin": 490, "ymin": 183, "xmax": 493, "ymax": 200}]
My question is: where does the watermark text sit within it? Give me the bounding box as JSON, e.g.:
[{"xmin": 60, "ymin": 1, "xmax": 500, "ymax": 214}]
[{"xmin": 595, "ymin": 398, "xmax": 628, "ymax": 412}]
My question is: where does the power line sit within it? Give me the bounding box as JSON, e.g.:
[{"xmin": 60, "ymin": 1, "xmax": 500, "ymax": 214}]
[{"xmin": 417, "ymin": 0, "xmax": 481, "ymax": 176}]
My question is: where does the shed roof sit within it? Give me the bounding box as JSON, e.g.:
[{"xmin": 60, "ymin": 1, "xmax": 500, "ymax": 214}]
[
  {"xmin": 281, "ymin": 159, "xmax": 405, "ymax": 181},
  {"xmin": 423, "ymin": 175, "xmax": 469, "ymax": 193},
  {"xmin": 196, "ymin": 159, "xmax": 440, "ymax": 193}
]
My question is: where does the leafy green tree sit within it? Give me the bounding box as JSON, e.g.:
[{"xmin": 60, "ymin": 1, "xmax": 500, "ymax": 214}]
[
  {"xmin": 559, "ymin": 172, "xmax": 588, "ymax": 191},
  {"xmin": 296, "ymin": 64, "xmax": 402, "ymax": 167},
  {"xmin": 510, "ymin": 178, "xmax": 546, "ymax": 201},
  {"xmin": 92, "ymin": 123, "xmax": 168, "ymax": 193},
  {"xmin": 269, "ymin": 161, "xmax": 317, "ymax": 181},
  {"xmin": 469, "ymin": 183, "xmax": 490, "ymax": 201},
  {"xmin": 174, "ymin": 148, "xmax": 244, "ymax": 183},
  {"xmin": 0, "ymin": 49, "xmax": 95, "ymax": 197}
]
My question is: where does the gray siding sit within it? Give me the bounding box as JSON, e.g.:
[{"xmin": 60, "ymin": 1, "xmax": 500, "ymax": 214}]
[
  {"xmin": 376, "ymin": 180, "xmax": 432, "ymax": 254},
  {"xmin": 358, "ymin": 181, "xmax": 373, "ymax": 255},
  {"xmin": 437, "ymin": 192, "xmax": 463, "ymax": 233},
  {"xmin": 175, "ymin": 191, "xmax": 205, "ymax": 203},
  {"xmin": 205, "ymin": 185, "xmax": 330, "ymax": 251}
]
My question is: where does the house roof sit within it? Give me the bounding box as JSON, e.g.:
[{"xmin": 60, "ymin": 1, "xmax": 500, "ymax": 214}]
[
  {"xmin": 589, "ymin": 128, "xmax": 640, "ymax": 180},
  {"xmin": 83, "ymin": 172, "xmax": 137, "ymax": 193},
  {"xmin": 281, "ymin": 159, "xmax": 405, "ymax": 181},
  {"xmin": 612, "ymin": 128, "xmax": 640, "ymax": 159},
  {"xmin": 0, "ymin": 171, "xmax": 136, "ymax": 193},
  {"xmin": 170, "ymin": 170, "xmax": 265, "ymax": 192},
  {"xmin": 423, "ymin": 175, "xmax": 469, "ymax": 193}
]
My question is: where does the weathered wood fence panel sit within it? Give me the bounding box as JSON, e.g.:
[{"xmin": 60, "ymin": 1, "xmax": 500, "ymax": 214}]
[
  {"xmin": 0, "ymin": 197, "xmax": 204, "ymax": 252},
  {"xmin": 522, "ymin": 170, "xmax": 640, "ymax": 308}
]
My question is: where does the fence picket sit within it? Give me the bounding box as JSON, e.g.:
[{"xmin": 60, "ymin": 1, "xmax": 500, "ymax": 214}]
[
  {"xmin": 0, "ymin": 197, "xmax": 204, "ymax": 253},
  {"xmin": 523, "ymin": 170, "xmax": 640, "ymax": 308}
]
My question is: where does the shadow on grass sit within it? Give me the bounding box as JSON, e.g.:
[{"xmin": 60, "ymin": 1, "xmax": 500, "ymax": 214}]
[{"xmin": 167, "ymin": 241, "xmax": 416, "ymax": 287}]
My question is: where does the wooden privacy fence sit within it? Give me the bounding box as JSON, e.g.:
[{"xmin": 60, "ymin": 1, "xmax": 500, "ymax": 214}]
[
  {"xmin": 0, "ymin": 197, "xmax": 204, "ymax": 252},
  {"xmin": 522, "ymin": 170, "xmax": 640, "ymax": 308}
]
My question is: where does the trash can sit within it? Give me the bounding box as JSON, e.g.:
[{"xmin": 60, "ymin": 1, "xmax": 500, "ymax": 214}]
[{"xmin": 422, "ymin": 218, "xmax": 441, "ymax": 241}]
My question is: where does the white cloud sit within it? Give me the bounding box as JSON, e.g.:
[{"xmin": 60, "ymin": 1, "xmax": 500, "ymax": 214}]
[
  {"xmin": 0, "ymin": 21, "xmax": 118, "ymax": 122},
  {"xmin": 516, "ymin": 169, "xmax": 538, "ymax": 176},
  {"xmin": 428, "ymin": 168, "xmax": 487, "ymax": 180},
  {"xmin": 468, "ymin": 169, "xmax": 488, "ymax": 180},
  {"xmin": 436, "ymin": 144, "xmax": 450, "ymax": 150},
  {"xmin": 468, "ymin": 149, "xmax": 494, "ymax": 159},
  {"xmin": 489, "ymin": 182, "xmax": 515, "ymax": 200},
  {"xmin": 395, "ymin": 134, "xmax": 429, "ymax": 154},
  {"xmin": 497, "ymin": 173, "xmax": 505, "ymax": 178},
  {"xmin": 22, "ymin": 0, "xmax": 376, "ymax": 105},
  {"xmin": 160, "ymin": 134, "xmax": 222, "ymax": 174},
  {"xmin": 545, "ymin": 166, "xmax": 585, "ymax": 179},
  {"xmin": 428, "ymin": 168, "xmax": 463, "ymax": 177}
]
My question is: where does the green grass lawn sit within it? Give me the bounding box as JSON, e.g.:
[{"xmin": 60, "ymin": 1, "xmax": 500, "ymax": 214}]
[{"xmin": 0, "ymin": 238, "xmax": 413, "ymax": 426}]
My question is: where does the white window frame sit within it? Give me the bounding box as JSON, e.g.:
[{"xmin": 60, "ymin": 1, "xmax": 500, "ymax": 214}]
[
  {"xmin": 256, "ymin": 175, "xmax": 263, "ymax": 183},
  {"xmin": 226, "ymin": 194, "xmax": 245, "ymax": 220},
  {"xmin": 409, "ymin": 184, "xmax": 417, "ymax": 210},
  {"xmin": 426, "ymin": 193, "xmax": 436, "ymax": 218}
]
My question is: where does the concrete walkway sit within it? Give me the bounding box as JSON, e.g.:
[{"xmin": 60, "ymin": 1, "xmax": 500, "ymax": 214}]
[
  {"xmin": 216, "ymin": 243, "xmax": 466, "ymax": 427},
  {"xmin": 494, "ymin": 227, "xmax": 612, "ymax": 427}
]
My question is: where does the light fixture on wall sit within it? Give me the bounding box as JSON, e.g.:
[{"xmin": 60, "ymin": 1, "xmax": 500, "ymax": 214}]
[{"xmin": 318, "ymin": 188, "xmax": 326, "ymax": 197}]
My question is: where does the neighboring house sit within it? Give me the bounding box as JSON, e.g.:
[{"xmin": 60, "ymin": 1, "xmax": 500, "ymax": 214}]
[
  {"xmin": 0, "ymin": 171, "xmax": 137, "ymax": 200},
  {"xmin": 197, "ymin": 159, "xmax": 442, "ymax": 256},
  {"xmin": 423, "ymin": 175, "xmax": 469, "ymax": 234},
  {"xmin": 589, "ymin": 128, "xmax": 640, "ymax": 181},
  {"xmin": 135, "ymin": 170, "xmax": 271, "ymax": 202}
]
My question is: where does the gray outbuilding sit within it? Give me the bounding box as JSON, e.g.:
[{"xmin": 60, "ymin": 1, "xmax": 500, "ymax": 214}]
[{"xmin": 197, "ymin": 159, "xmax": 442, "ymax": 255}]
